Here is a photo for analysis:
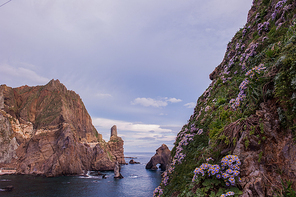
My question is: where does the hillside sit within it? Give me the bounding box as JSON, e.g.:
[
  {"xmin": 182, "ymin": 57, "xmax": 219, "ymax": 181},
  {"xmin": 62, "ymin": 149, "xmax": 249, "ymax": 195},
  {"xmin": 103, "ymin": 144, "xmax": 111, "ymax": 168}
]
[
  {"xmin": 154, "ymin": 0, "xmax": 296, "ymax": 196},
  {"xmin": 0, "ymin": 79, "xmax": 125, "ymax": 176}
]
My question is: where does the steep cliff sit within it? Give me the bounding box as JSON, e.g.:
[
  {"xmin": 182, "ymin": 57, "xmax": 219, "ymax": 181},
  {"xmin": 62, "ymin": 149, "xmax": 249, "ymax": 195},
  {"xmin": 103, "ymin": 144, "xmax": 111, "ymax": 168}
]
[
  {"xmin": 0, "ymin": 79, "xmax": 123, "ymax": 176},
  {"xmin": 154, "ymin": 0, "xmax": 296, "ymax": 196}
]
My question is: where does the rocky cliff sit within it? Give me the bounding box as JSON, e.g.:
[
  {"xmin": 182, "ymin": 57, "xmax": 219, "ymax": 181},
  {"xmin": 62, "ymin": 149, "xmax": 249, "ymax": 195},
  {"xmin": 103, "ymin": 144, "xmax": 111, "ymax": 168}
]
[
  {"xmin": 154, "ymin": 0, "xmax": 296, "ymax": 196},
  {"xmin": 0, "ymin": 79, "xmax": 124, "ymax": 176}
]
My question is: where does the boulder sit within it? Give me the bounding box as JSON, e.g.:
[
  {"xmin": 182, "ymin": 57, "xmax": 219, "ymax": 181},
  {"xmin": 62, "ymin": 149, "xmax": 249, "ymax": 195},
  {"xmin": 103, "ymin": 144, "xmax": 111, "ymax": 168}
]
[
  {"xmin": 146, "ymin": 144, "xmax": 171, "ymax": 171},
  {"xmin": 129, "ymin": 159, "xmax": 140, "ymax": 164}
]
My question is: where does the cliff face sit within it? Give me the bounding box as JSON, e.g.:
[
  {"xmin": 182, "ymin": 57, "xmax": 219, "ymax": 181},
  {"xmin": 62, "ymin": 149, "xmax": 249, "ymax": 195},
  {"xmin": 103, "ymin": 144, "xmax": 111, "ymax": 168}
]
[
  {"xmin": 0, "ymin": 79, "xmax": 123, "ymax": 176},
  {"xmin": 155, "ymin": 0, "xmax": 296, "ymax": 196}
]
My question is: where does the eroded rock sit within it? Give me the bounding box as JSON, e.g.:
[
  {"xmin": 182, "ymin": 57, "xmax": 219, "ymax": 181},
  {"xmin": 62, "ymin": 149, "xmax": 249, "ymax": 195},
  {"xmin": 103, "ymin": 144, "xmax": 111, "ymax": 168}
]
[{"xmin": 146, "ymin": 144, "xmax": 171, "ymax": 171}]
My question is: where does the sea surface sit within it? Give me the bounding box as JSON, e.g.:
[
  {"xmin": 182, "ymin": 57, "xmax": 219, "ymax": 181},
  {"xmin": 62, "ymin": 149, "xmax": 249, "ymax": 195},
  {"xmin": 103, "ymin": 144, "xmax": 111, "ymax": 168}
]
[{"xmin": 0, "ymin": 152, "xmax": 162, "ymax": 197}]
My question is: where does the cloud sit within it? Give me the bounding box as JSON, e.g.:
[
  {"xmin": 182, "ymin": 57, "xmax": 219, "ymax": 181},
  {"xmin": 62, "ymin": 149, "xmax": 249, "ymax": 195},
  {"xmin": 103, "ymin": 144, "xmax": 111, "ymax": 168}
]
[
  {"xmin": 131, "ymin": 97, "xmax": 182, "ymax": 108},
  {"xmin": 92, "ymin": 117, "xmax": 172, "ymax": 133},
  {"xmin": 0, "ymin": 63, "xmax": 49, "ymax": 86},
  {"xmin": 184, "ymin": 102, "xmax": 196, "ymax": 108},
  {"xmin": 131, "ymin": 97, "xmax": 167, "ymax": 107},
  {"xmin": 166, "ymin": 97, "xmax": 182, "ymax": 103}
]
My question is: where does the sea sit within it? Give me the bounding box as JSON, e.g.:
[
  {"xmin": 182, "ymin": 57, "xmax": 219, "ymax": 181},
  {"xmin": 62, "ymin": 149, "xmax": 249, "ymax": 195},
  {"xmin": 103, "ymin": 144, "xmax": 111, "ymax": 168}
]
[{"xmin": 0, "ymin": 152, "xmax": 162, "ymax": 197}]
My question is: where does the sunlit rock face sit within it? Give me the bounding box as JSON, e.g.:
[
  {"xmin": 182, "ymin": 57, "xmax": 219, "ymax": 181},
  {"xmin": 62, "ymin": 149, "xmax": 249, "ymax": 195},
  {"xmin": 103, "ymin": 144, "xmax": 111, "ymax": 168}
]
[
  {"xmin": 0, "ymin": 80, "xmax": 124, "ymax": 176},
  {"xmin": 146, "ymin": 144, "xmax": 171, "ymax": 171}
]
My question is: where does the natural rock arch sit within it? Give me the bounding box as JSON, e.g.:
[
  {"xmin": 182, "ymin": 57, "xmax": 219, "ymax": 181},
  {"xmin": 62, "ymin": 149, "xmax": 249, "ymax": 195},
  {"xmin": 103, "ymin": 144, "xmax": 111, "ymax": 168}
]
[{"xmin": 146, "ymin": 144, "xmax": 171, "ymax": 171}]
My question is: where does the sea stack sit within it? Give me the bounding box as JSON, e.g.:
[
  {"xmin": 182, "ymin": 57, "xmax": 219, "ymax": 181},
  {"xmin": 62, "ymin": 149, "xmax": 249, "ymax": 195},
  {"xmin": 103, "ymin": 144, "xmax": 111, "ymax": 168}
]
[
  {"xmin": 111, "ymin": 125, "xmax": 118, "ymax": 137},
  {"xmin": 108, "ymin": 125, "xmax": 126, "ymax": 164},
  {"xmin": 114, "ymin": 161, "xmax": 123, "ymax": 179}
]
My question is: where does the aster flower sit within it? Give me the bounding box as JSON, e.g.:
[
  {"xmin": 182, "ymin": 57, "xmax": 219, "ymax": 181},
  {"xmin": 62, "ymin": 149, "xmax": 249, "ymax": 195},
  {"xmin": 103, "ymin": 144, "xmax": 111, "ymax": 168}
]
[
  {"xmin": 206, "ymin": 157, "xmax": 214, "ymax": 162},
  {"xmin": 222, "ymin": 173, "xmax": 230, "ymax": 179},
  {"xmin": 197, "ymin": 129, "xmax": 203, "ymax": 135},
  {"xmin": 153, "ymin": 186, "xmax": 163, "ymax": 197},
  {"xmin": 228, "ymin": 177, "xmax": 236, "ymax": 185},
  {"xmin": 226, "ymin": 191, "xmax": 235, "ymax": 196}
]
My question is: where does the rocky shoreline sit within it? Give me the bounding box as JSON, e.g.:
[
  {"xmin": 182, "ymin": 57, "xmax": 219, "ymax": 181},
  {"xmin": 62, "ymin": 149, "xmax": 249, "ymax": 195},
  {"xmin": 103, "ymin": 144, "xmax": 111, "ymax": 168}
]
[{"xmin": 0, "ymin": 80, "xmax": 125, "ymax": 177}]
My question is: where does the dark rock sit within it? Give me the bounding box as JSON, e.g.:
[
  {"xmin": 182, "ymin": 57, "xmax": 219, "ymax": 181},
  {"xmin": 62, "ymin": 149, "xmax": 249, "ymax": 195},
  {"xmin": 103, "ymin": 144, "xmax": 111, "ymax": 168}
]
[
  {"xmin": 129, "ymin": 159, "xmax": 140, "ymax": 164},
  {"xmin": 146, "ymin": 144, "xmax": 171, "ymax": 171},
  {"xmin": 1, "ymin": 185, "xmax": 14, "ymax": 191}
]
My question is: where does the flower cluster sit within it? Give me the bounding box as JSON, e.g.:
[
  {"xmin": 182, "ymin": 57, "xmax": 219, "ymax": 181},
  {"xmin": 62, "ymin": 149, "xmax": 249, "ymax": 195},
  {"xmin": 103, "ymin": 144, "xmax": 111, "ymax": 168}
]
[
  {"xmin": 229, "ymin": 64, "xmax": 266, "ymax": 110},
  {"xmin": 159, "ymin": 125, "xmax": 203, "ymax": 191},
  {"xmin": 153, "ymin": 186, "xmax": 163, "ymax": 197},
  {"xmin": 229, "ymin": 78, "xmax": 248, "ymax": 109},
  {"xmin": 272, "ymin": 0, "xmax": 287, "ymax": 20},
  {"xmin": 192, "ymin": 155, "xmax": 241, "ymax": 197},
  {"xmin": 241, "ymin": 62, "xmax": 246, "ymax": 70},
  {"xmin": 197, "ymin": 129, "xmax": 203, "ymax": 135},
  {"xmin": 242, "ymin": 28, "xmax": 247, "ymax": 37},
  {"xmin": 221, "ymin": 75, "xmax": 232, "ymax": 84},
  {"xmin": 275, "ymin": 0, "xmax": 287, "ymax": 9},
  {"xmin": 221, "ymin": 155, "xmax": 241, "ymax": 186},
  {"xmin": 245, "ymin": 64, "xmax": 266, "ymax": 78},
  {"xmin": 244, "ymin": 43, "xmax": 258, "ymax": 61},
  {"xmin": 241, "ymin": 44, "xmax": 245, "ymax": 50},
  {"xmin": 174, "ymin": 132, "xmax": 195, "ymax": 166},
  {"xmin": 205, "ymin": 105, "xmax": 211, "ymax": 112},
  {"xmin": 235, "ymin": 43, "xmax": 240, "ymax": 50},
  {"xmin": 257, "ymin": 21, "xmax": 269, "ymax": 35},
  {"xmin": 221, "ymin": 191, "xmax": 235, "ymax": 197}
]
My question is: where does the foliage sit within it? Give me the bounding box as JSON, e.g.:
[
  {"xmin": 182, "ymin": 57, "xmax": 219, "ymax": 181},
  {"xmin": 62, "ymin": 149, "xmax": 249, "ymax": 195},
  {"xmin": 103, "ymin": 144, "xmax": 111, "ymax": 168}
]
[{"xmin": 155, "ymin": 1, "xmax": 296, "ymax": 196}]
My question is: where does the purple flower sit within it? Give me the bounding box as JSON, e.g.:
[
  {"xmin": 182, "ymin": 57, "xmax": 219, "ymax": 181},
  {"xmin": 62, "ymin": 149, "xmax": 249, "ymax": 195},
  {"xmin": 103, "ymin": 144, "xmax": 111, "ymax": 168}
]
[
  {"xmin": 226, "ymin": 191, "xmax": 235, "ymax": 196},
  {"xmin": 242, "ymin": 28, "xmax": 247, "ymax": 37},
  {"xmin": 275, "ymin": 0, "xmax": 287, "ymax": 9},
  {"xmin": 236, "ymin": 43, "xmax": 240, "ymax": 50},
  {"xmin": 197, "ymin": 129, "xmax": 203, "ymax": 135},
  {"xmin": 153, "ymin": 186, "xmax": 163, "ymax": 197},
  {"xmin": 272, "ymin": 11, "xmax": 277, "ymax": 20}
]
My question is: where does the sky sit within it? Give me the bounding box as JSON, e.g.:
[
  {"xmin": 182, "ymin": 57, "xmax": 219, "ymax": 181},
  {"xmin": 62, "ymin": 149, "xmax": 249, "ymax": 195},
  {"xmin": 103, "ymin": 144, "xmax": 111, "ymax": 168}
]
[{"xmin": 0, "ymin": 0, "xmax": 252, "ymax": 152}]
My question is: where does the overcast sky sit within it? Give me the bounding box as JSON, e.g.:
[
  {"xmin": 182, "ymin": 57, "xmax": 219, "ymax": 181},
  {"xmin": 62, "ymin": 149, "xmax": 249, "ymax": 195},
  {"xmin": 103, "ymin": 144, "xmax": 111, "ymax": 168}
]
[{"xmin": 0, "ymin": 0, "xmax": 252, "ymax": 152}]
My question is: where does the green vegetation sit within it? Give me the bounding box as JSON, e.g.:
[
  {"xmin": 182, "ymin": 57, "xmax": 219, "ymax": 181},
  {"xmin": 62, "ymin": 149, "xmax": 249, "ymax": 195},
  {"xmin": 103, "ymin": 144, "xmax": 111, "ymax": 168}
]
[{"xmin": 155, "ymin": 1, "xmax": 296, "ymax": 196}]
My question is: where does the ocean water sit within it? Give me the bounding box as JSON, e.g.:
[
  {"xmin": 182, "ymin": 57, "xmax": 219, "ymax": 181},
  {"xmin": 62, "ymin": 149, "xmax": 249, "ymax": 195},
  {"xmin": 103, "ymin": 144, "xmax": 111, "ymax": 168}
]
[{"xmin": 0, "ymin": 152, "xmax": 162, "ymax": 197}]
